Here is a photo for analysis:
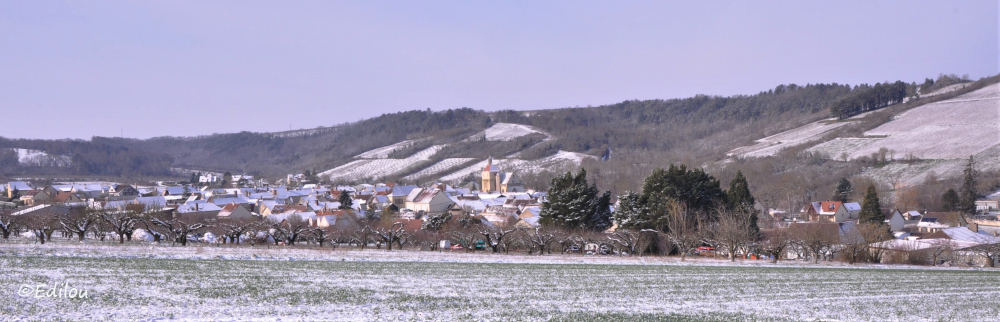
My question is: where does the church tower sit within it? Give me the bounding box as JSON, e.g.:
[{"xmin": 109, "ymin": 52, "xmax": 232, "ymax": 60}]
[{"xmin": 481, "ymin": 157, "xmax": 500, "ymax": 192}]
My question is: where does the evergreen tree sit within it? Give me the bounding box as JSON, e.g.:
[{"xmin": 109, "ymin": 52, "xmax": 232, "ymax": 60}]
[
  {"xmin": 639, "ymin": 164, "xmax": 727, "ymax": 223},
  {"xmin": 941, "ymin": 188, "xmax": 960, "ymax": 212},
  {"xmin": 959, "ymin": 156, "xmax": 978, "ymax": 216},
  {"xmin": 539, "ymin": 169, "xmax": 613, "ymax": 231},
  {"xmin": 727, "ymin": 171, "xmax": 759, "ymax": 238},
  {"xmin": 859, "ymin": 185, "xmax": 883, "ymax": 225},
  {"xmin": 832, "ymin": 177, "xmax": 853, "ymax": 202},
  {"xmin": 612, "ymin": 191, "xmax": 645, "ymax": 229},
  {"xmin": 338, "ymin": 190, "xmax": 353, "ymax": 210},
  {"xmin": 222, "ymin": 171, "xmax": 232, "ymax": 187},
  {"xmin": 190, "ymin": 172, "xmax": 200, "ymax": 185}
]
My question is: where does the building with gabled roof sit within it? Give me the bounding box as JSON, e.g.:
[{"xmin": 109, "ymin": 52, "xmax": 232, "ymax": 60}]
[{"xmin": 404, "ymin": 188, "xmax": 453, "ymax": 214}]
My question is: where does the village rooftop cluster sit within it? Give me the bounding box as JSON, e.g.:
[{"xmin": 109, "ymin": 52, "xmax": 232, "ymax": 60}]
[{"xmin": 2, "ymin": 157, "xmax": 1000, "ymax": 269}]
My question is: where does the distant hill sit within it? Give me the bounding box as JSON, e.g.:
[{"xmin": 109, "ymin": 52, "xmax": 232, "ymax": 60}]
[{"xmin": 6, "ymin": 74, "xmax": 999, "ymax": 208}]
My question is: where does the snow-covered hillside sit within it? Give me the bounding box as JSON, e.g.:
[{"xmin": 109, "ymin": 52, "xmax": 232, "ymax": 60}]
[
  {"xmin": 438, "ymin": 151, "xmax": 593, "ymax": 182},
  {"xmin": 726, "ymin": 83, "xmax": 1000, "ymax": 186},
  {"xmin": 727, "ymin": 120, "xmax": 853, "ymax": 158},
  {"xmin": 811, "ymin": 84, "xmax": 1000, "ymax": 161},
  {"xmin": 320, "ymin": 145, "xmax": 443, "ymax": 182},
  {"xmin": 354, "ymin": 140, "xmax": 415, "ymax": 159},
  {"xmin": 469, "ymin": 123, "xmax": 547, "ymax": 141},
  {"xmin": 14, "ymin": 148, "xmax": 72, "ymax": 167}
]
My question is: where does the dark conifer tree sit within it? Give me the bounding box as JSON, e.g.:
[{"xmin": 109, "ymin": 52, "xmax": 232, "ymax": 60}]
[
  {"xmin": 832, "ymin": 178, "xmax": 853, "ymax": 202},
  {"xmin": 859, "ymin": 185, "xmax": 883, "ymax": 225},
  {"xmin": 959, "ymin": 156, "xmax": 978, "ymax": 216}
]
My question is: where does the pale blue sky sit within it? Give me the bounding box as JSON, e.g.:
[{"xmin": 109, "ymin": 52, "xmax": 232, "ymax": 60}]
[{"xmin": 1, "ymin": 1, "xmax": 997, "ymax": 139}]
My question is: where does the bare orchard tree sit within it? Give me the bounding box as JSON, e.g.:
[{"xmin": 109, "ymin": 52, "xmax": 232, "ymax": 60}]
[
  {"xmin": 759, "ymin": 228, "xmax": 792, "ymax": 263},
  {"xmin": 478, "ymin": 219, "xmax": 517, "ymax": 254},
  {"xmin": 153, "ymin": 215, "xmax": 208, "ymax": 246},
  {"xmin": 0, "ymin": 210, "xmax": 19, "ymax": 239},
  {"xmin": 59, "ymin": 206, "xmax": 97, "ymax": 241},
  {"xmin": 350, "ymin": 224, "xmax": 375, "ymax": 250},
  {"xmin": 96, "ymin": 204, "xmax": 141, "ymax": 244},
  {"xmin": 136, "ymin": 205, "xmax": 173, "ymax": 243},
  {"xmin": 218, "ymin": 217, "xmax": 257, "ymax": 245},
  {"xmin": 309, "ymin": 226, "xmax": 334, "ymax": 247},
  {"xmin": 521, "ymin": 226, "xmax": 556, "ymax": 255},
  {"xmin": 271, "ymin": 215, "xmax": 310, "ymax": 246},
  {"xmin": 607, "ymin": 229, "xmax": 642, "ymax": 257},
  {"xmin": 663, "ymin": 200, "xmax": 702, "ymax": 261},
  {"xmin": 25, "ymin": 212, "xmax": 59, "ymax": 244},
  {"xmin": 713, "ymin": 208, "xmax": 758, "ymax": 262},
  {"xmin": 790, "ymin": 222, "xmax": 840, "ymax": 263},
  {"xmin": 243, "ymin": 220, "xmax": 269, "ymax": 247},
  {"xmin": 375, "ymin": 220, "xmax": 412, "ymax": 251}
]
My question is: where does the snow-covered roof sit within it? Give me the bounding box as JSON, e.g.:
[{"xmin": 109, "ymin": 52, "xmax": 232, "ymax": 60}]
[
  {"xmin": 942, "ymin": 227, "xmax": 999, "ymax": 244},
  {"xmin": 843, "ymin": 202, "xmax": 861, "ymax": 212},
  {"xmin": 176, "ymin": 202, "xmax": 222, "ymax": 213},
  {"xmin": 7, "ymin": 181, "xmax": 33, "ymax": 191},
  {"xmin": 392, "ymin": 185, "xmax": 419, "ymax": 197}
]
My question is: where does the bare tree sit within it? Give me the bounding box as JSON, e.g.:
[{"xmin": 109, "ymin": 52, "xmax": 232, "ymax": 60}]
[
  {"xmin": 310, "ymin": 226, "xmax": 333, "ymax": 247},
  {"xmin": 522, "ymin": 226, "xmax": 556, "ymax": 255},
  {"xmin": 271, "ymin": 215, "xmax": 310, "ymax": 246},
  {"xmin": 607, "ymin": 229, "xmax": 642, "ymax": 256},
  {"xmin": 790, "ymin": 222, "xmax": 840, "ymax": 263},
  {"xmin": 219, "ymin": 218, "xmax": 256, "ymax": 245},
  {"xmin": 96, "ymin": 204, "xmax": 141, "ymax": 244},
  {"xmin": 969, "ymin": 236, "xmax": 1000, "ymax": 268},
  {"xmin": 0, "ymin": 210, "xmax": 19, "ymax": 239},
  {"xmin": 350, "ymin": 225, "xmax": 375, "ymax": 250},
  {"xmin": 714, "ymin": 208, "xmax": 758, "ymax": 262},
  {"xmin": 375, "ymin": 221, "xmax": 410, "ymax": 251},
  {"xmin": 153, "ymin": 215, "xmax": 208, "ymax": 246},
  {"xmin": 760, "ymin": 228, "xmax": 792, "ymax": 263},
  {"xmin": 478, "ymin": 219, "xmax": 516, "ymax": 254},
  {"xmin": 58, "ymin": 207, "xmax": 97, "ymax": 241},
  {"xmin": 663, "ymin": 200, "xmax": 702, "ymax": 261},
  {"xmin": 25, "ymin": 212, "xmax": 59, "ymax": 244}
]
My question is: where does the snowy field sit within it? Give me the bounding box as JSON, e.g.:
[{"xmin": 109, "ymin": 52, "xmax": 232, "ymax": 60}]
[{"xmin": 1, "ymin": 243, "xmax": 999, "ymax": 322}]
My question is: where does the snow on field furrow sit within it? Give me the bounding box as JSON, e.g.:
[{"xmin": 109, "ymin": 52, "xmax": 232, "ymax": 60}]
[
  {"xmin": 402, "ymin": 158, "xmax": 476, "ymax": 180},
  {"xmin": 354, "ymin": 140, "xmax": 415, "ymax": 159},
  {"xmin": 469, "ymin": 123, "xmax": 547, "ymax": 141}
]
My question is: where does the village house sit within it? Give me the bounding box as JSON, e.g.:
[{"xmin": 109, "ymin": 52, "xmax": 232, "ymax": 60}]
[
  {"xmin": 404, "ymin": 188, "xmax": 453, "ymax": 214},
  {"xmin": 217, "ymin": 203, "xmax": 254, "ymax": 220},
  {"xmin": 803, "ymin": 201, "xmax": 861, "ymax": 223}
]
